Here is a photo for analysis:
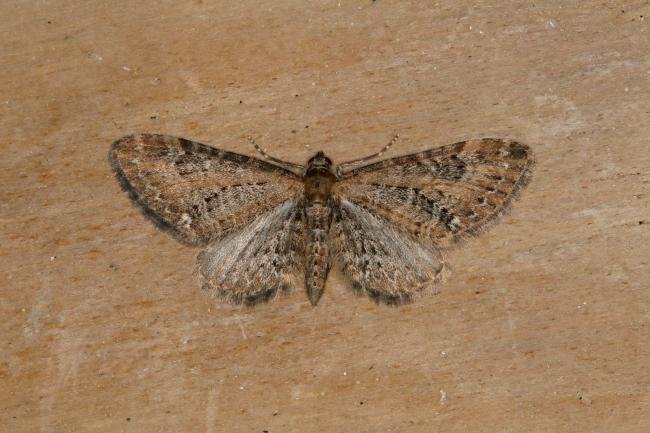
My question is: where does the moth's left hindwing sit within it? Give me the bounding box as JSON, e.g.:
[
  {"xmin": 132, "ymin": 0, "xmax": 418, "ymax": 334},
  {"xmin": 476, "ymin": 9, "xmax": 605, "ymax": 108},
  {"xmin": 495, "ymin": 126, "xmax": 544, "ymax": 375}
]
[
  {"xmin": 198, "ymin": 200, "xmax": 305, "ymax": 305},
  {"xmin": 110, "ymin": 134, "xmax": 304, "ymax": 246}
]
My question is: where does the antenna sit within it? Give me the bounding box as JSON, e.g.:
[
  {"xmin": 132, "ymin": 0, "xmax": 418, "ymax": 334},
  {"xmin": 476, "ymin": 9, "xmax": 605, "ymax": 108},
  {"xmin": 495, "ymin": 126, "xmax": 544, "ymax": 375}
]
[
  {"xmin": 336, "ymin": 133, "xmax": 399, "ymax": 176},
  {"xmin": 248, "ymin": 136, "xmax": 304, "ymax": 175}
]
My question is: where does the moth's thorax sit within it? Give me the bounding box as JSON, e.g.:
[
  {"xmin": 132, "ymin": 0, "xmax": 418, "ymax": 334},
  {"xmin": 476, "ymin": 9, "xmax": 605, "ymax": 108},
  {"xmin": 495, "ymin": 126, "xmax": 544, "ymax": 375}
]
[{"xmin": 304, "ymin": 151, "xmax": 336, "ymax": 204}]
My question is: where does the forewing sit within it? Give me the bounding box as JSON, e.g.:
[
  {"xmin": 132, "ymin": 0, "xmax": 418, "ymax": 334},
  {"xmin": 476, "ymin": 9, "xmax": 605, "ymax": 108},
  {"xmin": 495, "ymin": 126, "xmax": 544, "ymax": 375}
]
[
  {"xmin": 333, "ymin": 138, "xmax": 533, "ymax": 248},
  {"xmin": 110, "ymin": 134, "xmax": 303, "ymax": 246},
  {"xmin": 332, "ymin": 199, "xmax": 446, "ymax": 304},
  {"xmin": 197, "ymin": 200, "xmax": 305, "ymax": 305}
]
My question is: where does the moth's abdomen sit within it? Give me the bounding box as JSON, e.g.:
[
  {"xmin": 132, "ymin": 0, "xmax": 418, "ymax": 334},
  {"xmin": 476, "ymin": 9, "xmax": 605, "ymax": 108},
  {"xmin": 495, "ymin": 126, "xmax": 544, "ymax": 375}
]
[{"xmin": 304, "ymin": 202, "xmax": 332, "ymax": 305}]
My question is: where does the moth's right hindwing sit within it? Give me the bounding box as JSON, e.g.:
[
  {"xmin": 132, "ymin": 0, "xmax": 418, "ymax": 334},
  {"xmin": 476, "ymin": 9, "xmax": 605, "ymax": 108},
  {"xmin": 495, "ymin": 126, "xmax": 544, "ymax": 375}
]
[
  {"xmin": 332, "ymin": 199, "xmax": 446, "ymax": 304},
  {"xmin": 110, "ymin": 134, "xmax": 303, "ymax": 246}
]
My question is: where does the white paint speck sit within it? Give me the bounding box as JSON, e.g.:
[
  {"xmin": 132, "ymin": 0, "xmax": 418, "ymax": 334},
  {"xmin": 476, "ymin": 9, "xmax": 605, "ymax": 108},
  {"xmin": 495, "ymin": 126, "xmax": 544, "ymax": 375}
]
[
  {"xmin": 235, "ymin": 315, "xmax": 248, "ymax": 340},
  {"xmin": 87, "ymin": 52, "xmax": 103, "ymax": 62}
]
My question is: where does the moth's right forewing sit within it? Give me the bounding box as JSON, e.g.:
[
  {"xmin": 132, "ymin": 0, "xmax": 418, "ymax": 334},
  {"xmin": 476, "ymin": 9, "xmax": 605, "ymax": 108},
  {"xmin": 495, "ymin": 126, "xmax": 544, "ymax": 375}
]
[
  {"xmin": 333, "ymin": 139, "xmax": 533, "ymax": 248},
  {"xmin": 110, "ymin": 134, "xmax": 303, "ymax": 246}
]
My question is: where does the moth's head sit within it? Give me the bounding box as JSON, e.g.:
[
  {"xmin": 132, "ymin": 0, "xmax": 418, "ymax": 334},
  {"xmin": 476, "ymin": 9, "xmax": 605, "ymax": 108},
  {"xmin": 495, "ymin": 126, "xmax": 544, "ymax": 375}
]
[{"xmin": 305, "ymin": 151, "xmax": 333, "ymax": 175}]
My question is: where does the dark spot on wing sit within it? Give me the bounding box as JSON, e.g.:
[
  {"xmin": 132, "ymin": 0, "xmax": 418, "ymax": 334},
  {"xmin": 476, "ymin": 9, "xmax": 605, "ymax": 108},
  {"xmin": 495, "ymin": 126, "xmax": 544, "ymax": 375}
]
[
  {"xmin": 243, "ymin": 289, "xmax": 276, "ymax": 306},
  {"xmin": 508, "ymin": 142, "xmax": 528, "ymax": 159},
  {"xmin": 413, "ymin": 158, "xmax": 466, "ymax": 180}
]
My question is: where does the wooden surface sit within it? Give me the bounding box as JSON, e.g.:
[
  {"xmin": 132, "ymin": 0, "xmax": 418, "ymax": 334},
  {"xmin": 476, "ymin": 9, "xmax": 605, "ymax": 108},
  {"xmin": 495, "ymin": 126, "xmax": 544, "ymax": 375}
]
[{"xmin": 1, "ymin": 1, "xmax": 649, "ymax": 432}]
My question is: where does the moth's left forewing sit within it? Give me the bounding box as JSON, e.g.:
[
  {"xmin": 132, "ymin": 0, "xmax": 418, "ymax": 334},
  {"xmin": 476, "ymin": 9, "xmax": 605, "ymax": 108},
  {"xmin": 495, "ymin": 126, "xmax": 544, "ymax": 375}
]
[
  {"xmin": 332, "ymin": 138, "xmax": 534, "ymax": 248},
  {"xmin": 110, "ymin": 134, "xmax": 304, "ymax": 246}
]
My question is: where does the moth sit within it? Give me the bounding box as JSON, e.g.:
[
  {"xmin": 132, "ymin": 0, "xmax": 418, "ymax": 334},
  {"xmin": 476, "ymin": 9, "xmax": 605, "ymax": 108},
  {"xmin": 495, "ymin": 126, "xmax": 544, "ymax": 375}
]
[{"xmin": 110, "ymin": 133, "xmax": 533, "ymax": 306}]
